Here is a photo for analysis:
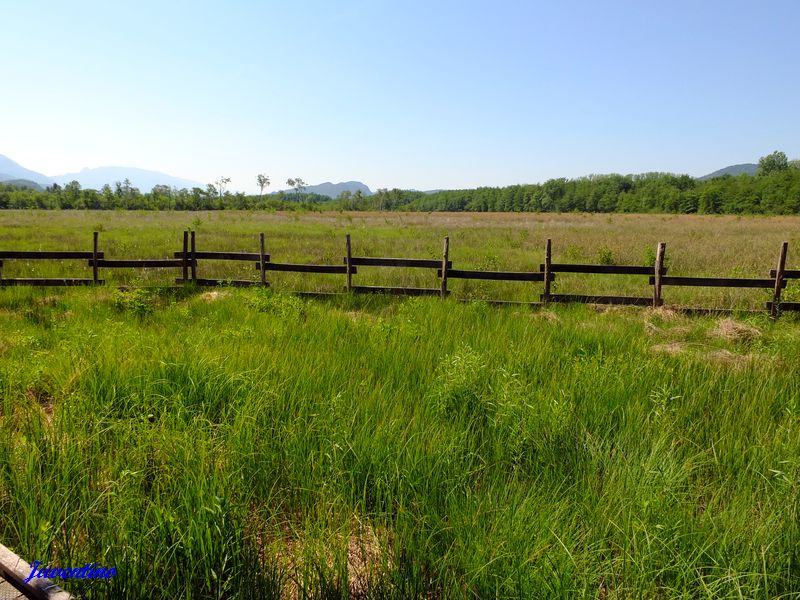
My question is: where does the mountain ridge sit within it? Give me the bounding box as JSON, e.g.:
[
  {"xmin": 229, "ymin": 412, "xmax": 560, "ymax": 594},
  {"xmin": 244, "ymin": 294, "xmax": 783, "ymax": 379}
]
[
  {"xmin": 50, "ymin": 166, "xmax": 204, "ymax": 191},
  {"xmin": 277, "ymin": 181, "xmax": 372, "ymax": 198}
]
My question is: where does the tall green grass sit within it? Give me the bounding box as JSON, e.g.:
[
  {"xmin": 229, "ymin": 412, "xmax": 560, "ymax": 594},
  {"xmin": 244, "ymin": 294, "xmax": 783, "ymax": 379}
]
[{"xmin": 1, "ymin": 286, "xmax": 799, "ymax": 597}]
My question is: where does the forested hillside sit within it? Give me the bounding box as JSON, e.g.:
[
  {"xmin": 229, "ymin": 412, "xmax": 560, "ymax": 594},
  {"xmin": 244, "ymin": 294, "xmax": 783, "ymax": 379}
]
[{"xmin": 2, "ymin": 152, "xmax": 799, "ymax": 215}]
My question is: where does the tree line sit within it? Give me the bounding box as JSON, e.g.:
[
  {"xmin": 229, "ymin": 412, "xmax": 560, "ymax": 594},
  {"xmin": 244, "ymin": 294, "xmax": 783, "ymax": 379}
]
[{"xmin": 1, "ymin": 152, "xmax": 798, "ymax": 214}]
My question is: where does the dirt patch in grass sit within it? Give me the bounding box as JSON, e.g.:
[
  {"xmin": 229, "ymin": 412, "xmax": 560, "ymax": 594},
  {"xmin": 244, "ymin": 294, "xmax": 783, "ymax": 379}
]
[
  {"xmin": 708, "ymin": 318, "xmax": 761, "ymax": 343},
  {"xmin": 644, "ymin": 321, "xmax": 660, "ymax": 336},
  {"xmin": 200, "ymin": 290, "xmax": 227, "ymax": 302},
  {"xmin": 530, "ymin": 309, "xmax": 560, "ymax": 323},
  {"xmin": 651, "ymin": 306, "xmax": 680, "ymax": 320},
  {"xmin": 26, "ymin": 385, "xmax": 54, "ymax": 422},
  {"xmin": 705, "ymin": 349, "xmax": 754, "ymax": 368},
  {"xmin": 651, "ymin": 342, "xmax": 687, "ymax": 355}
]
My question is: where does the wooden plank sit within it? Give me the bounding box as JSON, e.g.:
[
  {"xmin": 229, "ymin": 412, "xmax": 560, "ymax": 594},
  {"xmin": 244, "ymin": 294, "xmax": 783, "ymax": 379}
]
[
  {"xmin": 174, "ymin": 251, "xmax": 265, "ymax": 261},
  {"xmin": 175, "ymin": 278, "xmax": 262, "ymax": 287},
  {"xmin": 771, "ymin": 241, "xmax": 789, "ymax": 318},
  {"xmin": 254, "ymin": 262, "xmax": 354, "ymax": 274},
  {"xmin": 540, "ymin": 263, "xmax": 666, "ymax": 275},
  {"xmin": 259, "ymin": 233, "xmax": 268, "ymax": 286},
  {"xmin": 770, "ymin": 269, "xmax": 800, "ymax": 279},
  {"xmin": 348, "ymin": 257, "xmax": 453, "ymax": 269},
  {"xmin": 481, "ymin": 300, "xmax": 546, "ymax": 307},
  {"xmin": 351, "ymin": 285, "xmax": 444, "ymax": 296},
  {"xmin": 766, "ymin": 302, "xmax": 800, "ymax": 311},
  {"xmin": 651, "ymin": 276, "xmax": 784, "ymax": 288},
  {"xmin": 346, "ymin": 234, "xmax": 353, "ymax": 291},
  {"xmin": 89, "ymin": 259, "xmax": 185, "ymax": 268},
  {"xmin": 543, "ymin": 238, "xmax": 552, "ymax": 302},
  {"xmin": 0, "ymin": 279, "xmax": 101, "ymax": 287},
  {"xmin": 0, "ymin": 542, "xmax": 72, "ymax": 600},
  {"xmin": 440, "ymin": 236, "xmax": 450, "ymax": 299},
  {"xmin": 543, "ymin": 294, "xmax": 653, "ymax": 306},
  {"xmin": 292, "ymin": 291, "xmax": 344, "ymax": 298},
  {"xmin": 0, "ymin": 251, "xmax": 104, "ymax": 259},
  {"xmin": 437, "ymin": 269, "xmax": 546, "ymax": 281},
  {"xmin": 190, "ymin": 231, "xmax": 197, "ymax": 282},
  {"xmin": 92, "ymin": 231, "xmax": 99, "ymax": 285},
  {"xmin": 182, "ymin": 231, "xmax": 188, "ymax": 282},
  {"xmin": 653, "ymin": 242, "xmax": 666, "ymax": 307}
]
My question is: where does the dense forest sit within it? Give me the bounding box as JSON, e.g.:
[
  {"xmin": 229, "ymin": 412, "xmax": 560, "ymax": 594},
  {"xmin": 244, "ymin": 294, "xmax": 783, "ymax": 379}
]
[{"xmin": 2, "ymin": 152, "xmax": 799, "ymax": 215}]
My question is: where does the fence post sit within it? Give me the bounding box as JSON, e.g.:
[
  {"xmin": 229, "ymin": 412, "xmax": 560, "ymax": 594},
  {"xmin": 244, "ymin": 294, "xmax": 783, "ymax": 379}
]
[
  {"xmin": 440, "ymin": 236, "xmax": 450, "ymax": 299},
  {"xmin": 771, "ymin": 241, "xmax": 789, "ymax": 318},
  {"xmin": 259, "ymin": 233, "xmax": 267, "ymax": 286},
  {"xmin": 653, "ymin": 242, "xmax": 666, "ymax": 307},
  {"xmin": 345, "ymin": 234, "xmax": 353, "ymax": 291},
  {"xmin": 543, "ymin": 238, "xmax": 552, "ymax": 303},
  {"xmin": 92, "ymin": 231, "xmax": 99, "ymax": 285},
  {"xmin": 190, "ymin": 230, "xmax": 197, "ymax": 283},
  {"xmin": 182, "ymin": 231, "xmax": 189, "ymax": 283}
]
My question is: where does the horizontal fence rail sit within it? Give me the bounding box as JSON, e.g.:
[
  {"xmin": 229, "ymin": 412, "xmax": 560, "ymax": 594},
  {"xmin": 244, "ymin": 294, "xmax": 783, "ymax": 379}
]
[
  {"xmin": 440, "ymin": 269, "xmax": 551, "ymax": 282},
  {"xmin": 347, "ymin": 257, "xmax": 452, "ymax": 269},
  {"xmin": 539, "ymin": 264, "xmax": 667, "ymax": 275},
  {"xmin": 0, "ymin": 232, "xmax": 797, "ymax": 317},
  {"xmin": 0, "ymin": 251, "xmax": 104, "ymax": 259},
  {"xmin": 649, "ymin": 276, "xmax": 784, "ymax": 288},
  {"xmin": 253, "ymin": 262, "xmax": 354, "ymax": 274}
]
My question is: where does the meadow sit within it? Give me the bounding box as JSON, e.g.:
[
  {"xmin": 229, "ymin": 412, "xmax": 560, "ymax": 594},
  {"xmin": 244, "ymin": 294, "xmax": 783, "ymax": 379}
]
[
  {"xmin": 2, "ymin": 210, "xmax": 800, "ymax": 307},
  {"xmin": 1, "ymin": 211, "xmax": 800, "ymax": 598}
]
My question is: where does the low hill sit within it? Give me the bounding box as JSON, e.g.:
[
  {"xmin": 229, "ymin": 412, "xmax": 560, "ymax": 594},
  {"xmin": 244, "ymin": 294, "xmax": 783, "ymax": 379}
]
[
  {"xmin": 0, "ymin": 178, "xmax": 45, "ymax": 191},
  {"xmin": 279, "ymin": 181, "xmax": 372, "ymax": 198},
  {"xmin": 698, "ymin": 163, "xmax": 757, "ymax": 180}
]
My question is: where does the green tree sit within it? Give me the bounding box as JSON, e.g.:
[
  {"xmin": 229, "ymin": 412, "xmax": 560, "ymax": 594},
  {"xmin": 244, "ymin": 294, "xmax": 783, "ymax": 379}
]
[
  {"xmin": 214, "ymin": 177, "xmax": 231, "ymax": 197},
  {"xmin": 256, "ymin": 174, "xmax": 270, "ymax": 197},
  {"xmin": 287, "ymin": 177, "xmax": 306, "ymax": 200},
  {"xmin": 757, "ymin": 151, "xmax": 789, "ymax": 175}
]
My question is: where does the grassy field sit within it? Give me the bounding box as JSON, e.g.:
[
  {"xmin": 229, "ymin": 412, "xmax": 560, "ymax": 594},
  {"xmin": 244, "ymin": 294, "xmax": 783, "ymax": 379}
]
[
  {"xmin": 1, "ymin": 212, "xmax": 800, "ymax": 598},
  {"xmin": 2, "ymin": 210, "xmax": 800, "ymax": 307}
]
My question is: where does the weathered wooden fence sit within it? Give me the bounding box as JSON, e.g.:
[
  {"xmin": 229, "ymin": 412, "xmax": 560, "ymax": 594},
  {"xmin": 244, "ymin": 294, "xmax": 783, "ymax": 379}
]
[
  {"xmin": 0, "ymin": 231, "xmax": 797, "ymax": 317},
  {"xmin": 0, "ymin": 543, "xmax": 71, "ymax": 599}
]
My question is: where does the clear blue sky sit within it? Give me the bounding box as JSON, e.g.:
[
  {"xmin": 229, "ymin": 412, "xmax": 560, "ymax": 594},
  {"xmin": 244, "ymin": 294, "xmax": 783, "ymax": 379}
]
[{"xmin": 3, "ymin": 0, "xmax": 799, "ymax": 193}]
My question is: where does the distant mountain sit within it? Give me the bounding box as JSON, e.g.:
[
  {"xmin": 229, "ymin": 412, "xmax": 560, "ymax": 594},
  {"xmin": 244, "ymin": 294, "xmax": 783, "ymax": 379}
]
[
  {"xmin": 0, "ymin": 178, "xmax": 45, "ymax": 191},
  {"xmin": 0, "ymin": 155, "xmax": 53, "ymax": 186},
  {"xmin": 698, "ymin": 163, "xmax": 757, "ymax": 180},
  {"xmin": 51, "ymin": 167, "xmax": 203, "ymax": 191},
  {"xmin": 278, "ymin": 181, "xmax": 372, "ymax": 198}
]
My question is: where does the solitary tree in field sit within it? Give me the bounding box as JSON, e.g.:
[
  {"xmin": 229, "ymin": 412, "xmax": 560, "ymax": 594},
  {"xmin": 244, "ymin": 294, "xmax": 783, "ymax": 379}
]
[
  {"xmin": 758, "ymin": 151, "xmax": 789, "ymax": 175},
  {"xmin": 256, "ymin": 174, "xmax": 270, "ymax": 197}
]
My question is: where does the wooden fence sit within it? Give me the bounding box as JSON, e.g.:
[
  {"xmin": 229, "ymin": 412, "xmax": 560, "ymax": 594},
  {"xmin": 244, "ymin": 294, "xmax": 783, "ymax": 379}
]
[{"xmin": 0, "ymin": 232, "xmax": 797, "ymax": 317}]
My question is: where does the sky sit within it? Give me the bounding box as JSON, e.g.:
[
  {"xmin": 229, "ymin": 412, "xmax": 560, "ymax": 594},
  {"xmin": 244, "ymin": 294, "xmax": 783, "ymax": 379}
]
[{"xmin": 2, "ymin": 0, "xmax": 799, "ymax": 194}]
